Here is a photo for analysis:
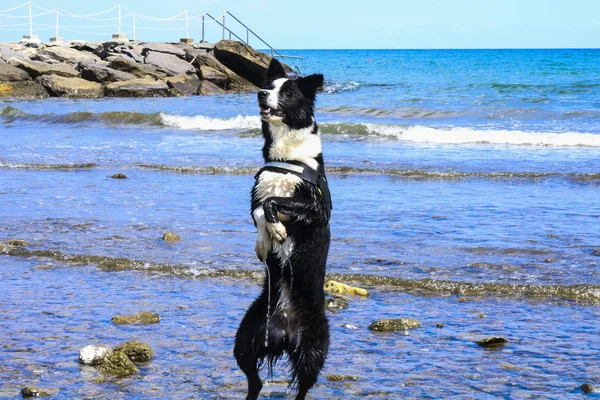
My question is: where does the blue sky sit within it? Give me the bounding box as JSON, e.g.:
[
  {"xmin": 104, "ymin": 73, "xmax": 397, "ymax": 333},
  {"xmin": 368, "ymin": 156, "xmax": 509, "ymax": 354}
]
[{"xmin": 1, "ymin": 0, "xmax": 598, "ymax": 48}]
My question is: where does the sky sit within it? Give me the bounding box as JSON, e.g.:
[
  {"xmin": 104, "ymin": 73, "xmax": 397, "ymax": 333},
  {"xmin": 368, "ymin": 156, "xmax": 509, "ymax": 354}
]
[{"xmin": 0, "ymin": 0, "xmax": 599, "ymax": 49}]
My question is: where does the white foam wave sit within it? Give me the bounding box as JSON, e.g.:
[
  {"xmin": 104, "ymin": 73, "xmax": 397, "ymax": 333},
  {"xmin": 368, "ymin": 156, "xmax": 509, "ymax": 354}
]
[
  {"xmin": 364, "ymin": 124, "xmax": 600, "ymax": 147},
  {"xmin": 160, "ymin": 114, "xmax": 261, "ymax": 131}
]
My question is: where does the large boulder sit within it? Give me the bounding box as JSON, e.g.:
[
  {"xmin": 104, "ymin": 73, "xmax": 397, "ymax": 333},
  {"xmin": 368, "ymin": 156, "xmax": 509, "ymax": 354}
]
[
  {"xmin": 77, "ymin": 60, "xmax": 136, "ymax": 83},
  {"xmin": 0, "ymin": 81, "xmax": 48, "ymax": 98},
  {"xmin": 0, "ymin": 64, "xmax": 31, "ymax": 81},
  {"xmin": 121, "ymin": 48, "xmax": 144, "ymax": 63},
  {"xmin": 197, "ymin": 80, "xmax": 225, "ymax": 95},
  {"xmin": 198, "ymin": 65, "xmax": 227, "ymax": 89},
  {"xmin": 0, "ymin": 45, "xmax": 27, "ymax": 62},
  {"xmin": 8, "ymin": 57, "xmax": 80, "ymax": 78},
  {"xmin": 213, "ymin": 40, "xmax": 289, "ymax": 87},
  {"xmin": 105, "ymin": 76, "xmax": 169, "ymax": 97},
  {"xmin": 144, "ymin": 52, "xmax": 196, "ymax": 76},
  {"xmin": 37, "ymin": 46, "xmax": 101, "ymax": 64},
  {"xmin": 36, "ymin": 75, "xmax": 104, "ymax": 98},
  {"xmin": 192, "ymin": 52, "xmax": 256, "ymax": 92},
  {"xmin": 108, "ymin": 57, "xmax": 166, "ymax": 79},
  {"xmin": 141, "ymin": 42, "xmax": 186, "ymax": 59},
  {"xmin": 93, "ymin": 41, "xmax": 129, "ymax": 59},
  {"xmin": 173, "ymin": 43, "xmax": 208, "ymax": 62},
  {"xmin": 165, "ymin": 75, "xmax": 201, "ymax": 96}
]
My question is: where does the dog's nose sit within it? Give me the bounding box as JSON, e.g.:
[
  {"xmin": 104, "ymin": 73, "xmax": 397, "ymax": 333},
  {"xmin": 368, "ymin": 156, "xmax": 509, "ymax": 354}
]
[{"xmin": 258, "ymin": 90, "xmax": 268, "ymax": 100}]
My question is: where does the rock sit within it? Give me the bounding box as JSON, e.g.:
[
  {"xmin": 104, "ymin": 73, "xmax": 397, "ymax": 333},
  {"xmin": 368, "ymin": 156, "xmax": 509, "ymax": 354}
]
[
  {"xmin": 476, "ymin": 337, "xmax": 508, "ymax": 348},
  {"xmin": 93, "ymin": 41, "xmax": 129, "ymax": 59},
  {"xmin": 165, "ymin": 75, "xmax": 201, "ymax": 96},
  {"xmin": 121, "ymin": 48, "xmax": 144, "ymax": 63},
  {"xmin": 436, "ymin": 323, "xmax": 444, "ymax": 328},
  {"xmin": 544, "ymin": 258, "xmax": 554, "ymax": 263},
  {"xmin": 547, "ymin": 234, "xmax": 559, "ymax": 238},
  {"xmin": 178, "ymin": 44, "xmax": 208, "ymax": 62},
  {"xmin": 581, "ymin": 383, "xmax": 597, "ymax": 393},
  {"xmin": 0, "ymin": 81, "xmax": 48, "ymax": 99},
  {"xmin": 68, "ymin": 41, "xmax": 102, "ymax": 53},
  {"xmin": 9, "ymin": 57, "xmax": 80, "ymax": 79},
  {"xmin": 198, "ymin": 66, "xmax": 228, "ymax": 89},
  {"xmin": 592, "ymin": 248, "xmax": 600, "ymax": 256},
  {"xmin": 325, "ymin": 296, "xmax": 349, "ymax": 310},
  {"xmin": 326, "ymin": 374, "xmax": 360, "ymax": 382},
  {"xmin": 324, "ymin": 280, "xmax": 369, "ymax": 297},
  {"xmin": 105, "ymin": 77, "xmax": 169, "ymax": 98},
  {"xmin": 213, "ymin": 40, "xmax": 291, "ymax": 87},
  {"xmin": 0, "ymin": 45, "xmax": 27, "ymax": 62},
  {"xmin": 5, "ymin": 239, "xmax": 29, "ymax": 246},
  {"xmin": 368, "ymin": 318, "xmax": 422, "ymax": 332},
  {"xmin": 197, "ymin": 80, "xmax": 225, "ymax": 95},
  {"xmin": 77, "ymin": 60, "xmax": 136, "ymax": 83},
  {"xmin": 144, "ymin": 51, "xmax": 195, "ymax": 76},
  {"xmin": 108, "ymin": 57, "xmax": 166, "ymax": 79},
  {"xmin": 110, "ymin": 173, "xmax": 127, "ymax": 179},
  {"xmin": 111, "ymin": 311, "xmax": 160, "ymax": 325},
  {"xmin": 141, "ymin": 42, "xmax": 187, "ymax": 59},
  {"xmin": 114, "ymin": 340, "xmax": 154, "ymax": 362},
  {"xmin": 192, "ymin": 52, "xmax": 256, "ymax": 92},
  {"xmin": 98, "ymin": 351, "xmax": 139, "ymax": 377},
  {"xmin": 36, "ymin": 75, "xmax": 104, "ymax": 98},
  {"xmin": 0, "ymin": 64, "xmax": 31, "ymax": 81},
  {"xmin": 37, "ymin": 46, "xmax": 101, "ymax": 64},
  {"xmin": 21, "ymin": 386, "xmax": 40, "ymax": 398},
  {"xmin": 78, "ymin": 344, "xmax": 113, "ymax": 365},
  {"xmin": 163, "ymin": 232, "xmax": 181, "ymax": 242}
]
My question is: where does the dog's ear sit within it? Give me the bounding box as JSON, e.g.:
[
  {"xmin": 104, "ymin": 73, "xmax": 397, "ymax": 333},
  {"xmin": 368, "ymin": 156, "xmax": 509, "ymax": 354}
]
[
  {"xmin": 266, "ymin": 58, "xmax": 286, "ymax": 83},
  {"xmin": 297, "ymin": 74, "xmax": 324, "ymax": 102}
]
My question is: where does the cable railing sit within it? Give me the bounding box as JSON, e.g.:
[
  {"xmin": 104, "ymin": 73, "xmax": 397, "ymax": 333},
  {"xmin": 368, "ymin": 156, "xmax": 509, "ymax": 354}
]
[{"xmin": 0, "ymin": 2, "xmax": 301, "ymax": 61}]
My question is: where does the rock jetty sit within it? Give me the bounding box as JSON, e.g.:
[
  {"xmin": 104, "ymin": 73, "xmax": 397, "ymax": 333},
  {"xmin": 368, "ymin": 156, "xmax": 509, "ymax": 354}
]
[{"xmin": 0, "ymin": 39, "xmax": 291, "ymax": 99}]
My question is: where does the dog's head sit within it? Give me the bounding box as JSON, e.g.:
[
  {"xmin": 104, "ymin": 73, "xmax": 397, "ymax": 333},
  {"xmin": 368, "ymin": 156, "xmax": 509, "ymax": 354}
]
[{"xmin": 258, "ymin": 59, "xmax": 324, "ymax": 129}]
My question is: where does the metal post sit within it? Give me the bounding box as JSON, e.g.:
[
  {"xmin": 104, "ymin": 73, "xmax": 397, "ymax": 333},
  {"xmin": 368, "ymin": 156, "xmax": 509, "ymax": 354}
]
[
  {"xmin": 118, "ymin": 4, "xmax": 121, "ymax": 35},
  {"xmin": 28, "ymin": 1, "xmax": 32, "ymax": 37},
  {"xmin": 246, "ymin": 28, "xmax": 249, "ymax": 45},
  {"xmin": 201, "ymin": 14, "xmax": 205, "ymax": 42},
  {"xmin": 133, "ymin": 13, "xmax": 136, "ymax": 41},
  {"xmin": 222, "ymin": 14, "xmax": 225, "ymax": 40},
  {"xmin": 55, "ymin": 9, "xmax": 59, "ymax": 38},
  {"xmin": 185, "ymin": 10, "xmax": 189, "ymax": 39}
]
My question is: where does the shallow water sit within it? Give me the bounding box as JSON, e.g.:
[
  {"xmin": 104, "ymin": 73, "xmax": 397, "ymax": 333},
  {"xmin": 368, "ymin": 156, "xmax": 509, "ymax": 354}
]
[{"xmin": 1, "ymin": 49, "xmax": 600, "ymax": 397}]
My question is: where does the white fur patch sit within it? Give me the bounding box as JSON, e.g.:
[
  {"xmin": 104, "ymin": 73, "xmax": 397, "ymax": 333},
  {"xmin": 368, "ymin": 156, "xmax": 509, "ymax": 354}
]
[
  {"xmin": 265, "ymin": 78, "xmax": 287, "ymax": 110},
  {"xmin": 268, "ymin": 123, "xmax": 322, "ymax": 170}
]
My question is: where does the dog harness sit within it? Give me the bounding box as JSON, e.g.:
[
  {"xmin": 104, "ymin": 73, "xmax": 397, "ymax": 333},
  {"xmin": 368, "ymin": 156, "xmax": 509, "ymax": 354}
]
[{"xmin": 255, "ymin": 160, "xmax": 333, "ymax": 220}]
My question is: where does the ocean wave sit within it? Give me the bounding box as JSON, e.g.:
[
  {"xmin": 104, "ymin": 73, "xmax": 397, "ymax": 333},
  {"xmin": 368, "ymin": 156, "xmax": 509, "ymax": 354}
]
[
  {"xmin": 4, "ymin": 245, "xmax": 600, "ymax": 303},
  {"xmin": 160, "ymin": 114, "xmax": 261, "ymax": 130},
  {"xmin": 0, "ymin": 162, "xmax": 97, "ymax": 170}
]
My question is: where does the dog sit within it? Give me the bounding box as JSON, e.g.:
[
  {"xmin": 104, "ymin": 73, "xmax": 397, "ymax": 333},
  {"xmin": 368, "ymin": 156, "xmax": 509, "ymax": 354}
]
[{"xmin": 234, "ymin": 58, "xmax": 332, "ymax": 400}]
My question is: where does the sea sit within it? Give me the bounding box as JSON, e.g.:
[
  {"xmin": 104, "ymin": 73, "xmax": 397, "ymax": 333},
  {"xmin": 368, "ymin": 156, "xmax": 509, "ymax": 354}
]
[{"xmin": 1, "ymin": 49, "xmax": 599, "ymax": 398}]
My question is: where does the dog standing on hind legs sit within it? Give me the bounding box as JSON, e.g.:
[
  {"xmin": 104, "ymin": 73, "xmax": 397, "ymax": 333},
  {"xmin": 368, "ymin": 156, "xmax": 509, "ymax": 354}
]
[{"xmin": 234, "ymin": 58, "xmax": 332, "ymax": 400}]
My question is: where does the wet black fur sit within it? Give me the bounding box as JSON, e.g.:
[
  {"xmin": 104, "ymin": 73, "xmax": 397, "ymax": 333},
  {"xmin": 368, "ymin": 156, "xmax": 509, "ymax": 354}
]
[{"xmin": 234, "ymin": 59, "xmax": 330, "ymax": 400}]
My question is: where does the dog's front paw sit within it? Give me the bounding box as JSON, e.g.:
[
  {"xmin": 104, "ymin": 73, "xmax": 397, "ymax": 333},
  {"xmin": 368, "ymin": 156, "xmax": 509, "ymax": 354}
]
[
  {"xmin": 266, "ymin": 221, "xmax": 287, "ymax": 243},
  {"xmin": 255, "ymin": 230, "xmax": 271, "ymax": 262}
]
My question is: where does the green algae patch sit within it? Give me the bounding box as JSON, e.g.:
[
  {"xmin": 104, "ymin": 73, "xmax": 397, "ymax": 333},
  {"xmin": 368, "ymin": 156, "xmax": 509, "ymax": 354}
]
[
  {"xmin": 369, "ymin": 318, "xmax": 422, "ymax": 332},
  {"xmin": 114, "ymin": 340, "xmax": 154, "ymax": 363},
  {"xmin": 326, "ymin": 374, "xmax": 360, "ymax": 382},
  {"xmin": 111, "ymin": 312, "xmax": 160, "ymax": 325},
  {"xmin": 324, "ymin": 280, "xmax": 369, "ymax": 297},
  {"xmin": 98, "ymin": 351, "xmax": 139, "ymax": 377}
]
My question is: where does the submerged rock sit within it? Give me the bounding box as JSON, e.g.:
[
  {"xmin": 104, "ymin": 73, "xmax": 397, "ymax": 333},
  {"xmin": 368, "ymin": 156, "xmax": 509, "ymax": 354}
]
[
  {"xmin": 368, "ymin": 318, "xmax": 422, "ymax": 332},
  {"xmin": 326, "ymin": 374, "xmax": 360, "ymax": 382},
  {"xmin": 21, "ymin": 386, "xmax": 40, "ymax": 398},
  {"xmin": 163, "ymin": 232, "xmax": 181, "ymax": 242},
  {"xmin": 476, "ymin": 337, "xmax": 508, "ymax": 348},
  {"xmin": 5, "ymin": 239, "xmax": 29, "ymax": 246},
  {"xmin": 78, "ymin": 344, "xmax": 113, "ymax": 365},
  {"xmin": 98, "ymin": 351, "xmax": 139, "ymax": 377},
  {"xmin": 581, "ymin": 383, "xmax": 597, "ymax": 393},
  {"xmin": 324, "ymin": 280, "xmax": 369, "ymax": 297},
  {"xmin": 114, "ymin": 340, "xmax": 154, "ymax": 362},
  {"xmin": 592, "ymin": 248, "xmax": 600, "ymax": 257},
  {"xmin": 325, "ymin": 296, "xmax": 349, "ymax": 310},
  {"xmin": 111, "ymin": 311, "xmax": 160, "ymax": 325},
  {"xmin": 110, "ymin": 173, "xmax": 127, "ymax": 179}
]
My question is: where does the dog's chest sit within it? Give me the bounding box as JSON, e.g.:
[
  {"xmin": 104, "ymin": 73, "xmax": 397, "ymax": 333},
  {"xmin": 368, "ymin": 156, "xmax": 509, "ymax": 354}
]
[{"xmin": 254, "ymin": 171, "xmax": 303, "ymax": 203}]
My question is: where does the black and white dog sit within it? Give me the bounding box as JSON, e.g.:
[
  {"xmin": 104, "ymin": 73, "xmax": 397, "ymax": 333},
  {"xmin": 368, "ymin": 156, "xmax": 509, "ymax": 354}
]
[{"xmin": 234, "ymin": 58, "xmax": 332, "ymax": 400}]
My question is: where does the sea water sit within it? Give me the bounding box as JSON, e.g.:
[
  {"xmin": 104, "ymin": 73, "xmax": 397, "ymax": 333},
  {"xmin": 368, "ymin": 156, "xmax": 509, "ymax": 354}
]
[{"xmin": 1, "ymin": 49, "xmax": 599, "ymax": 398}]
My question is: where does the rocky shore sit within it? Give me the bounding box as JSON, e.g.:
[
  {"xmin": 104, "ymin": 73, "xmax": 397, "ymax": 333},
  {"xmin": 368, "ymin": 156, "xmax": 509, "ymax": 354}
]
[{"xmin": 0, "ymin": 39, "xmax": 290, "ymax": 98}]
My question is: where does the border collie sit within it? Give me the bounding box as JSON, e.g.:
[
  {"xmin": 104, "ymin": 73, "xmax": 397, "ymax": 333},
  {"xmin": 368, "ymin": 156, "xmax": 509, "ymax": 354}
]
[{"xmin": 234, "ymin": 58, "xmax": 332, "ymax": 400}]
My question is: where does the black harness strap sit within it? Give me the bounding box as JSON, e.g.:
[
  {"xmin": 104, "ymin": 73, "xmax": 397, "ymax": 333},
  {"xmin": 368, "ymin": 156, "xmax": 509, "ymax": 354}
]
[{"xmin": 255, "ymin": 160, "xmax": 333, "ymax": 220}]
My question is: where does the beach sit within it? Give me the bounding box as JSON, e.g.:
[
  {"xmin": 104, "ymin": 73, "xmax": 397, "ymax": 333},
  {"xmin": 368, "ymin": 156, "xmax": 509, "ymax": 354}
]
[{"xmin": 1, "ymin": 48, "xmax": 600, "ymax": 398}]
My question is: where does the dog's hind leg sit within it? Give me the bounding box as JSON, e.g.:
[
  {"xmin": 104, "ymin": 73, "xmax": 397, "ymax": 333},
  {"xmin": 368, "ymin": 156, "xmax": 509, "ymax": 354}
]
[
  {"xmin": 288, "ymin": 313, "xmax": 329, "ymax": 400},
  {"xmin": 234, "ymin": 297, "xmax": 266, "ymax": 400}
]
